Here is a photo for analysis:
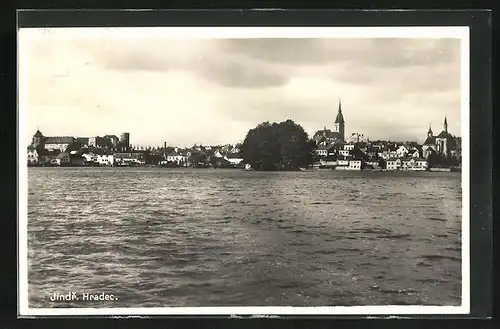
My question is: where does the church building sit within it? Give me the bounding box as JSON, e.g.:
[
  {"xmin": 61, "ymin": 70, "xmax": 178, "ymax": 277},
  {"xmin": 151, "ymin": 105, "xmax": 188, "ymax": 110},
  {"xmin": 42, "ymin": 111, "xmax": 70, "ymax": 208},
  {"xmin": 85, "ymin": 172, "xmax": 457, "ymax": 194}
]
[
  {"xmin": 313, "ymin": 99, "xmax": 346, "ymax": 145},
  {"xmin": 421, "ymin": 117, "xmax": 461, "ymax": 160}
]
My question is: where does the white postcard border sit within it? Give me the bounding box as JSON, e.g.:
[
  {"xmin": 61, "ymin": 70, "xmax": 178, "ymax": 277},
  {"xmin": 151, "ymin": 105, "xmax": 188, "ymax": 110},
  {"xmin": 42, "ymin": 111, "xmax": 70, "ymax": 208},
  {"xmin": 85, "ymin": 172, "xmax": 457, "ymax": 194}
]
[{"xmin": 17, "ymin": 26, "xmax": 471, "ymax": 316}]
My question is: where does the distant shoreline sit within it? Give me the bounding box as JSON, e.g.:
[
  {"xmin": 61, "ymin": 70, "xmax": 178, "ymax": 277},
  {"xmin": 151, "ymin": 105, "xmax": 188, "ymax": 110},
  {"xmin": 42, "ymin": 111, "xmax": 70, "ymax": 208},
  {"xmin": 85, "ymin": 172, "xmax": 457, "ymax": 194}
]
[{"xmin": 26, "ymin": 165, "xmax": 461, "ymax": 173}]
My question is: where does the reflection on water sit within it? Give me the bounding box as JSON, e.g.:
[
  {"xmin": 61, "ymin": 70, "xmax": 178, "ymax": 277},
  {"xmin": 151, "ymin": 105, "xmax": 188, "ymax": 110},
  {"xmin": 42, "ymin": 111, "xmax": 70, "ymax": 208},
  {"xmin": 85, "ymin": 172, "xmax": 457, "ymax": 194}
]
[{"xmin": 27, "ymin": 168, "xmax": 462, "ymax": 308}]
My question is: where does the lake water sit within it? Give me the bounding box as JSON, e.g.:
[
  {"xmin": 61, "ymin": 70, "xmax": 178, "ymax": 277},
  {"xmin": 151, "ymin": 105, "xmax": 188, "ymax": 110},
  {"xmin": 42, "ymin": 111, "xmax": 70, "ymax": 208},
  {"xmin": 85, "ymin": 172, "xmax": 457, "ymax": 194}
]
[{"xmin": 26, "ymin": 167, "xmax": 462, "ymax": 308}]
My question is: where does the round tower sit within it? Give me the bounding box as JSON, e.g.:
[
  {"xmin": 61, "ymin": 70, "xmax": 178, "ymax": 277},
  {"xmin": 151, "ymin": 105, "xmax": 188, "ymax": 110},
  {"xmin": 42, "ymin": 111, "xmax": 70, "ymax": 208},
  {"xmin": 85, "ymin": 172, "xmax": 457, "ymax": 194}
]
[{"xmin": 120, "ymin": 132, "xmax": 130, "ymax": 150}]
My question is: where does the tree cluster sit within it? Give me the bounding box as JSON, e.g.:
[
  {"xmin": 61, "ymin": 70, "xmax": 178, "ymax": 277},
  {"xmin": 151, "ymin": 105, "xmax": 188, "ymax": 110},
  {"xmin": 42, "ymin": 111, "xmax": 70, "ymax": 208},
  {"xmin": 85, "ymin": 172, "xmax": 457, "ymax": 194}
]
[
  {"xmin": 240, "ymin": 120, "xmax": 315, "ymax": 171},
  {"xmin": 427, "ymin": 152, "xmax": 460, "ymax": 168}
]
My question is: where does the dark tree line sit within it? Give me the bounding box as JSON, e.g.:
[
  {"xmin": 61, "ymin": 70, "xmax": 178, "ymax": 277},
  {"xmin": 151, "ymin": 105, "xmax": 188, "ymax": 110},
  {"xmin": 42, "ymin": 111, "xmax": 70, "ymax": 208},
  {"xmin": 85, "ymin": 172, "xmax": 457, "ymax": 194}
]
[
  {"xmin": 427, "ymin": 152, "xmax": 460, "ymax": 167},
  {"xmin": 241, "ymin": 120, "xmax": 315, "ymax": 171}
]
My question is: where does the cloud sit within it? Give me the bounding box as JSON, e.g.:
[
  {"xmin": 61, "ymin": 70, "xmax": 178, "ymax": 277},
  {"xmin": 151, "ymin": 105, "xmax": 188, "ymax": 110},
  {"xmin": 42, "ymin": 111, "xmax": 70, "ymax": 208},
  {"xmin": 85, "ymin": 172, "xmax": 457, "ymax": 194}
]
[
  {"xmin": 218, "ymin": 38, "xmax": 460, "ymax": 68},
  {"xmin": 20, "ymin": 29, "xmax": 463, "ymax": 147},
  {"xmin": 89, "ymin": 39, "xmax": 290, "ymax": 88}
]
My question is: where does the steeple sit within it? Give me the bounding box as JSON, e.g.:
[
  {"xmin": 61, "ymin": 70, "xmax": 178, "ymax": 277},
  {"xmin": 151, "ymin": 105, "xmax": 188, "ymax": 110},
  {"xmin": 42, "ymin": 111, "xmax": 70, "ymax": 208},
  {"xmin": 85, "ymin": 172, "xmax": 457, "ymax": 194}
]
[
  {"xmin": 427, "ymin": 124, "xmax": 433, "ymax": 137},
  {"xmin": 444, "ymin": 116, "xmax": 448, "ymax": 133},
  {"xmin": 334, "ymin": 98, "xmax": 345, "ymax": 142},
  {"xmin": 334, "ymin": 98, "xmax": 345, "ymax": 124},
  {"xmin": 32, "ymin": 128, "xmax": 44, "ymax": 148}
]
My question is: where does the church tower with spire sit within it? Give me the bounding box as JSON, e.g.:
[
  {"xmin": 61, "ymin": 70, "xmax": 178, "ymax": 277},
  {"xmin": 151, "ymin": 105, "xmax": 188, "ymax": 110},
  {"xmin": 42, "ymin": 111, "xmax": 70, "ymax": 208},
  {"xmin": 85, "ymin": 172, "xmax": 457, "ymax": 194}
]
[
  {"xmin": 32, "ymin": 129, "xmax": 44, "ymax": 148},
  {"xmin": 444, "ymin": 116, "xmax": 448, "ymax": 133},
  {"xmin": 334, "ymin": 99, "xmax": 345, "ymax": 142},
  {"xmin": 428, "ymin": 124, "xmax": 433, "ymax": 138}
]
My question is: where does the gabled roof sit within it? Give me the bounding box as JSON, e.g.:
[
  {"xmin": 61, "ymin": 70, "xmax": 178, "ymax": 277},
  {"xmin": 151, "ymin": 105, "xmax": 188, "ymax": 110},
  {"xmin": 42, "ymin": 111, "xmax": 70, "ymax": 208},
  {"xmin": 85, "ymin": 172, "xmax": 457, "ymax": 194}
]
[
  {"xmin": 45, "ymin": 136, "xmax": 74, "ymax": 144},
  {"xmin": 411, "ymin": 145, "xmax": 423, "ymax": 152},
  {"xmin": 313, "ymin": 129, "xmax": 342, "ymax": 142},
  {"xmin": 40, "ymin": 149, "xmax": 61, "ymax": 156},
  {"xmin": 75, "ymin": 137, "xmax": 89, "ymax": 144},
  {"xmin": 423, "ymin": 136, "xmax": 436, "ymax": 145},
  {"xmin": 387, "ymin": 157, "xmax": 401, "ymax": 162},
  {"xmin": 436, "ymin": 130, "xmax": 451, "ymax": 138},
  {"xmin": 34, "ymin": 129, "xmax": 44, "ymax": 137}
]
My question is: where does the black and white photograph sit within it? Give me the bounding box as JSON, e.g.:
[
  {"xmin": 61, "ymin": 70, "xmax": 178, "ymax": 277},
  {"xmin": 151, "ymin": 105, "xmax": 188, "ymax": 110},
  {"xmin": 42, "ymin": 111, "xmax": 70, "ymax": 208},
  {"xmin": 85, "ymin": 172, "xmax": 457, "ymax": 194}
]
[{"xmin": 18, "ymin": 26, "xmax": 470, "ymax": 316}]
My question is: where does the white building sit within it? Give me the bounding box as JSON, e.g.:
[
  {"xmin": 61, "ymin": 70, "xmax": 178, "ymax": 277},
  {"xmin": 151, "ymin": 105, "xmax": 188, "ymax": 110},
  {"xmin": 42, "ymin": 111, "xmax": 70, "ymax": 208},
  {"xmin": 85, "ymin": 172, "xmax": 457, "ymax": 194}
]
[
  {"xmin": 339, "ymin": 149, "xmax": 350, "ymax": 157},
  {"xmin": 348, "ymin": 160, "xmax": 362, "ymax": 170},
  {"xmin": 337, "ymin": 159, "xmax": 349, "ymax": 166},
  {"xmin": 27, "ymin": 147, "xmax": 39, "ymax": 164},
  {"xmin": 396, "ymin": 145, "xmax": 409, "ymax": 158},
  {"xmin": 166, "ymin": 153, "xmax": 188, "ymax": 165},
  {"xmin": 344, "ymin": 144, "xmax": 355, "ymax": 151},
  {"xmin": 386, "ymin": 158, "xmax": 401, "ymax": 170},
  {"xmin": 225, "ymin": 156, "xmax": 244, "ymax": 166},
  {"xmin": 316, "ymin": 148, "xmax": 328, "ymax": 156},
  {"xmin": 410, "ymin": 158, "xmax": 428, "ymax": 171},
  {"xmin": 97, "ymin": 154, "xmax": 114, "ymax": 166}
]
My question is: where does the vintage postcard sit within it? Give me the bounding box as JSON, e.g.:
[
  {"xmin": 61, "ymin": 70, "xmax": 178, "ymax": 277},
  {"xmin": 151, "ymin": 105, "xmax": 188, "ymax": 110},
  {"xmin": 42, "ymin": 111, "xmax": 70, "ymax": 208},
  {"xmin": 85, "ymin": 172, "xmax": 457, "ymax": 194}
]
[{"xmin": 18, "ymin": 26, "xmax": 470, "ymax": 316}]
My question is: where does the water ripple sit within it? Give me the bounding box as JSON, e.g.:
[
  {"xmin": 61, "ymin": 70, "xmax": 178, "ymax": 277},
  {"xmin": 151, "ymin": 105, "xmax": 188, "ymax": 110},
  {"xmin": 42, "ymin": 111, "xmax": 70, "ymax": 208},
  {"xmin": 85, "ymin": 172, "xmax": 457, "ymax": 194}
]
[{"xmin": 27, "ymin": 167, "xmax": 462, "ymax": 308}]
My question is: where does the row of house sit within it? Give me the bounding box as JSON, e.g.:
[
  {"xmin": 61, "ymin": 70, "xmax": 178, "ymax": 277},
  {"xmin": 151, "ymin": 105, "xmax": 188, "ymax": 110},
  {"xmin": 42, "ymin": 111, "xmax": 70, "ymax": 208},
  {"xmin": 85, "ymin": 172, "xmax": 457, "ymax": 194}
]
[
  {"xmin": 27, "ymin": 136, "xmax": 244, "ymax": 167},
  {"xmin": 312, "ymin": 99, "xmax": 461, "ymax": 170}
]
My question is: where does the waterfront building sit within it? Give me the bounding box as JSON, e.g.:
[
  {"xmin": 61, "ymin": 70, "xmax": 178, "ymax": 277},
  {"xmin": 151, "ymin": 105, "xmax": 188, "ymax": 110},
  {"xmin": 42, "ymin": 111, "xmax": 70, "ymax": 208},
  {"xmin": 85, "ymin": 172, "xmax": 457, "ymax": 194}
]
[
  {"xmin": 166, "ymin": 152, "xmax": 188, "ymax": 166},
  {"xmin": 96, "ymin": 154, "xmax": 115, "ymax": 167},
  {"xmin": 348, "ymin": 160, "xmax": 362, "ymax": 170},
  {"xmin": 413, "ymin": 158, "xmax": 429, "ymax": 170},
  {"xmin": 422, "ymin": 117, "xmax": 460, "ymax": 160},
  {"xmin": 27, "ymin": 146, "xmax": 39, "ymax": 165},
  {"xmin": 400, "ymin": 157, "xmax": 413, "ymax": 170},
  {"xmin": 56, "ymin": 152, "xmax": 70, "ymax": 166},
  {"xmin": 114, "ymin": 152, "xmax": 145, "ymax": 165},
  {"xmin": 38, "ymin": 149, "xmax": 61, "ymax": 164},
  {"xmin": 386, "ymin": 158, "xmax": 401, "ymax": 170}
]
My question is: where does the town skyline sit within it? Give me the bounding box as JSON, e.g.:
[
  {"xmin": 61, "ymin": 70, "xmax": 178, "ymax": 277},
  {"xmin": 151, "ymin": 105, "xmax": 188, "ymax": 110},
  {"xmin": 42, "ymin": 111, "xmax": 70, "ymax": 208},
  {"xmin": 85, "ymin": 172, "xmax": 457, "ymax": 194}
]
[
  {"xmin": 28, "ymin": 114, "xmax": 459, "ymax": 150},
  {"xmin": 20, "ymin": 28, "xmax": 463, "ymax": 147}
]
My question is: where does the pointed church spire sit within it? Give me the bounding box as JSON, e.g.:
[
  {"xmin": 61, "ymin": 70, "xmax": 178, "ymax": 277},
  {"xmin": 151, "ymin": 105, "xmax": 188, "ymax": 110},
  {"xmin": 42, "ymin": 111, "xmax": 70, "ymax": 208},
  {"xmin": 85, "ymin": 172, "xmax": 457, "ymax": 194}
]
[
  {"xmin": 428, "ymin": 124, "xmax": 433, "ymax": 137},
  {"xmin": 334, "ymin": 98, "xmax": 345, "ymax": 124},
  {"xmin": 444, "ymin": 116, "xmax": 448, "ymax": 133}
]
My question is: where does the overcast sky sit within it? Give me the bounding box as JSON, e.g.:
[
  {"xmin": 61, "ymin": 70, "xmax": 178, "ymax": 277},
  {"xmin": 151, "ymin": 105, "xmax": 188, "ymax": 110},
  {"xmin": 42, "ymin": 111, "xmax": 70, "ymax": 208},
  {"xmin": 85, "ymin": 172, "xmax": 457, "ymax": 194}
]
[{"xmin": 19, "ymin": 28, "xmax": 463, "ymax": 148}]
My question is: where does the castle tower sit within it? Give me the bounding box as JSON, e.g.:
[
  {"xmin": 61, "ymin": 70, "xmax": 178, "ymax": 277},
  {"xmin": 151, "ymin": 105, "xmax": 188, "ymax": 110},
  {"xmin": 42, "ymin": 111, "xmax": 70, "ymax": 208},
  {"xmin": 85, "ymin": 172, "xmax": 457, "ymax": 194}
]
[
  {"xmin": 120, "ymin": 132, "xmax": 130, "ymax": 151},
  {"xmin": 334, "ymin": 99, "xmax": 345, "ymax": 142},
  {"xmin": 32, "ymin": 129, "xmax": 44, "ymax": 148}
]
